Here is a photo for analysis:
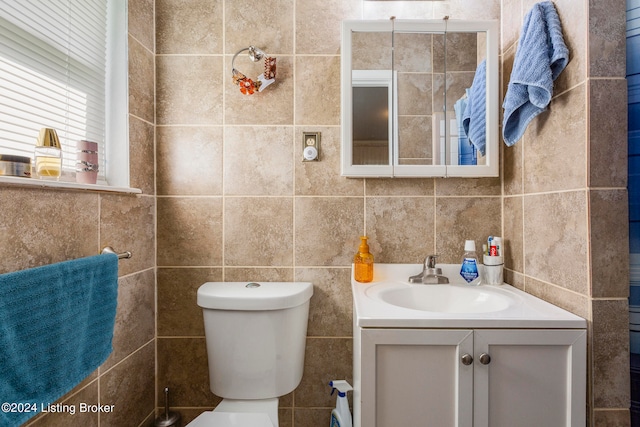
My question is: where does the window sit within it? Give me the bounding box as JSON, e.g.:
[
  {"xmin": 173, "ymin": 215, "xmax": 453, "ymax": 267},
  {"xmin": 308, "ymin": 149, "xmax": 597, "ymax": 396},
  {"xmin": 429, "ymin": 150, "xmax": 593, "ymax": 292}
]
[{"xmin": 0, "ymin": 0, "xmax": 129, "ymax": 188}]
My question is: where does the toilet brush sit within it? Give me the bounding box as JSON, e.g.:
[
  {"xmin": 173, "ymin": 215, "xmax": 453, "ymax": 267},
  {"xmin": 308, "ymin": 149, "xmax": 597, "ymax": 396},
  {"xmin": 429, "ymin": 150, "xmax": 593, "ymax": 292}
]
[{"xmin": 154, "ymin": 387, "xmax": 182, "ymax": 427}]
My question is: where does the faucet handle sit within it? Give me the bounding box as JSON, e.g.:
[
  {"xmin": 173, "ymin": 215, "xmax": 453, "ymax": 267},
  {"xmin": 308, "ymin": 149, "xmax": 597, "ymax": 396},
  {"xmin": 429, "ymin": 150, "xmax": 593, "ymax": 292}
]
[{"xmin": 425, "ymin": 255, "xmax": 438, "ymax": 269}]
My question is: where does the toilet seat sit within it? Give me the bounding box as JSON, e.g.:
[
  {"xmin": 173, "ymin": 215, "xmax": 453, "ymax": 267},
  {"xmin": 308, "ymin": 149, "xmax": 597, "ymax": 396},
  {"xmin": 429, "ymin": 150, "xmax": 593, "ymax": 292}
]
[{"xmin": 186, "ymin": 410, "xmax": 274, "ymax": 427}]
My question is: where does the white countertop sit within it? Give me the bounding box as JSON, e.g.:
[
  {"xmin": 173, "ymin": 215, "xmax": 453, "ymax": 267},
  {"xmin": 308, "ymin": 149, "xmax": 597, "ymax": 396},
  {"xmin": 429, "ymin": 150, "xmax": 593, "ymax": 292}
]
[{"xmin": 352, "ymin": 263, "xmax": 587, "ymax": 329}]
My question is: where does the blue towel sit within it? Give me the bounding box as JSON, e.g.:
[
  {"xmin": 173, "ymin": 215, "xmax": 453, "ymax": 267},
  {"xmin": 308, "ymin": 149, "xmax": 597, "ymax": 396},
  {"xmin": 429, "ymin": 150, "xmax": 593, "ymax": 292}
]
[
  {"xmin": 502, "ymin": 1, "xmax": 569, "ymax": 146},
  {"xmin": 0, "ymin": 253, "xmax": 118, "ymax": 427},
  {"xmin": 454, "ymin": 90, "xmax": 477, "ymax": 165},
  {"xmin": 462, "ymin": 60, "xmax": 487, "ymax": 156}
]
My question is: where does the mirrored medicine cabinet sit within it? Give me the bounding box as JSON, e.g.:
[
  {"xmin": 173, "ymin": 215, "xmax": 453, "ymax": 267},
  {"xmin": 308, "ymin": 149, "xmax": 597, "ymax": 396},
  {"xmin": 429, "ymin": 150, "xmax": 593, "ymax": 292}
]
[{"xmin": 341, "ymin": 19, "xmax": 499, "ymax": 178}]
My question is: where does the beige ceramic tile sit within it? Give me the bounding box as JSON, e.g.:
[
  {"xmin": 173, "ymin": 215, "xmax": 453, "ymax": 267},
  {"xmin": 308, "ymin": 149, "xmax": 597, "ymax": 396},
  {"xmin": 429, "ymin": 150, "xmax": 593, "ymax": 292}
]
[
  {"xmin": 503, "ymin": 196, "xmax": 523, "ymax": 273},
  {"xmin": 589, "ymin": 79, "xmax": 627, "ymax": 188},
  {"xmin": 294, "ymin": 197, "xmax": 364, "ymax": 266},
  {"xmin": 588, "ymin": 0, "xmax": 626, "ymax": 78},
  {"xmin": 592, "ymin": 299, "xmax": 630, "ymax": 409},
  {"xmin": 156, "ymin": 55, "xmax": 223, "ymax": 125},
  {"xmin": 590, "ymin": 190, "xmax": 629, "ymax": 298},
  {"xmin": 157, "ymin": 267, "xmax": 222, "ymax": 337},
  {"xmin": 365, "ymin": 178, "xmax": 434, "ymax": 196},
  {"xmin": 433, "ymin": 71, "xmax": 476, "ymax": 112},
  {"xmin": 128, "ymin": 36, "xmax": 155, "ymax": 124},
  {"xmin": 295, "ymin": 126, "xmax": 364, "ymax": 196},
  {"xmin": 351, "ymin": 31, "xmax": 393, "ymax": 71},
  {"xmin": 434, "ymin": 0, "xmax": 500, "ymax": 21},
  {"xmin": 295, "ymin": 0, "xmax": 361, "ymax": 54},
  {"xmin": 157, "ymin": 126, "xmax": 223, "ymax": 196},
  {"xmin": 504, "ymin": 269, "xmax": 525, "ymax": 291},
  {"xmin": 28, "ymin": 381, "xmax": 99, "ymax": 427},
  {"xmin": 157, "ymin": 197, "xmax": 223, "ymax": 266},
  {"xmin": 362, "ymin": 2, "xmax": 433, "ymax": 20},
  {"xmin": 156, "ymin": 0, "xmax": 222, "ymax": 54},
  {"xmin": 397, "ymin": 115, "xmax": 432, "ymax": 162},
  {"xmin": 279, "ymin": 408, "xmax": 293, "ymax": 427},
  {"xmin": 366, "ymin": 197, "xmax": 436, "ymax": 263},
  {"xmin": 295, "ymin": 338, "xmax": 353, "ymax": 407},
  {"xmin": 295, "ymin": 267, "xmax": 353, "ymax": 337},
  {"xmin": 294, "ymin": 408, "xmax": 333, "ymax": 427},
  {"xmin": 103, "ymin": 270, "xmax": 155, "ymax": 370},
  {"xmin": 129, "ymin": 115, "xmax": 155, "ymax": 195},
  {"xmin": 295, "ymin": 56, "xmax": 341, "ymax": 126},
  {"xmin": 397, "ymin": 73, "xmax": 433, "ymax": 116},
  {"xmin": 224, "ymin": 126, "xmax": 293, "ymax": 196},
  {"xmin": 525, "ymin": 277, "xmax": 589, "ymax": 320},
  {"xmin": 502, "ymin": 105, "xmax": 523, "ymax": 196},
  {"xmin": 523, "ymin": 84, "xmax": 587, "ymax": 194},
  {"xmin": 100, "ymin": 193, "xmax": 155, "ymax": 276},
  {"xmin": 224, "ymin": 197, "xmax": 293, "ymax": 266},
  {"xmin": 436, "ymin": 177, "xmax": 502, "ymax": 196},
  {"xmin": 128, "ymin": 0, "xmax": 154, "ymax": 52},
  {"xmin": 157, "ymin": 338, "xmax": 219, "ymax": 407},
  {"xmin": 394, "ymin": 33, "xmax": 433, "ymax": 73},
  {"xmin": 101, "ymin": 341, "xmax": 155, "ymax": 426},
  {"xmin": 501, "ymin": 0, "xmax": 522, "ymax": 53},
  {"xmin": 523, "ymin": 191, "xmax": 589, "ymax": 295},
  {"xmin": 549, "ymin": 0, "xmax": 587, "ymax": 93},
  {"xmin": 435, "ymin": 196, "xmax": 501, "ymax": 264},
  {"xmin": 591, "ymin": 409, "xmax": 631, "ymax": 427},
  {"xmin": 224, "ymin": 56, "xmax": 294, "ymax": 125},
  {"xmin": 433, "ymin": 32, "xmax": 479, "ymax": 73},
  {"xmin": 223, "ymin": 267, "xmax": 293, "ymax": 282},
  {"xmin": 225, "ymin": 0, "xmax": 294, "ymax": 54},
  {"xmin": 0, "ymin": 188, "xmax": 99, "ymax": 274}
]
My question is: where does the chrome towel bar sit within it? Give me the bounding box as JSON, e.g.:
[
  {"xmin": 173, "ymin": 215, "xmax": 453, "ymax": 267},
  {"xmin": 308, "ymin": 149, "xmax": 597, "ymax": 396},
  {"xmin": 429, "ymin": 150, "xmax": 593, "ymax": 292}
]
[{"xmin": 101, "ymin": 246, "xmax": 132, "ymax": 259}]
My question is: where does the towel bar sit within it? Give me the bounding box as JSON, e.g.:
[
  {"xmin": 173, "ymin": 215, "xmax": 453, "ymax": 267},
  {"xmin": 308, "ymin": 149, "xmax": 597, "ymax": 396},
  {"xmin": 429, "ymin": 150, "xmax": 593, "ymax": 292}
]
[{"xmin": 101, "ymin": 246, "xmax": 132, "ymax": 259}]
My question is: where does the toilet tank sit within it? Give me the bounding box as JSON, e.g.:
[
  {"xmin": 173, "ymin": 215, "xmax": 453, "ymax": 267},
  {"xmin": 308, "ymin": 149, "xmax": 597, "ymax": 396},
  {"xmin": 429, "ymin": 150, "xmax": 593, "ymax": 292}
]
[{"xmin": 197, "ymin": 282, "xmax": 313, "ymax": 399}]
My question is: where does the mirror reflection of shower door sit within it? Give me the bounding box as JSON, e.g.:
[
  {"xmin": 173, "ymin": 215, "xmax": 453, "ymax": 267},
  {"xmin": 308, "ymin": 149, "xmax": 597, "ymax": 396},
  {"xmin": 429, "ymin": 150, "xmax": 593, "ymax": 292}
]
[
  {"xmin": 351, "ymin": 30, "xmax": 393, "ymax": 169},
  {"xmin": 352, "ymin": 79, "xmax": 392, "ymax": 166}
]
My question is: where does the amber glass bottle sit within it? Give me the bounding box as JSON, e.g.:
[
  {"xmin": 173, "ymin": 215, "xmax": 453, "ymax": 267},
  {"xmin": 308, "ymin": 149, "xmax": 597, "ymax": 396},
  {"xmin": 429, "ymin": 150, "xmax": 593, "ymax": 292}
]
[{"xmin": 354, "ymin": 236, "xmax": 374, "ymax": 283}]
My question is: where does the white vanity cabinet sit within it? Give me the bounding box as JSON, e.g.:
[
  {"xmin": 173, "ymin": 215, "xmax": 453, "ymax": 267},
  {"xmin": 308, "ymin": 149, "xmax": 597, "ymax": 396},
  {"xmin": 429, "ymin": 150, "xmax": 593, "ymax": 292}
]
[{"xmin": 355, "ymin": 327, "xmax": 586, "ymax": 427}]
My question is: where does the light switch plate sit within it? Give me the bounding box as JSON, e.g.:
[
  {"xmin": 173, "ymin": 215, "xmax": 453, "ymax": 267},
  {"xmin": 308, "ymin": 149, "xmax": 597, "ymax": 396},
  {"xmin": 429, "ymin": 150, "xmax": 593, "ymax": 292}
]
[{"xmin": 302, "ymin": 132, "xmax": 320, "ymax": 161}]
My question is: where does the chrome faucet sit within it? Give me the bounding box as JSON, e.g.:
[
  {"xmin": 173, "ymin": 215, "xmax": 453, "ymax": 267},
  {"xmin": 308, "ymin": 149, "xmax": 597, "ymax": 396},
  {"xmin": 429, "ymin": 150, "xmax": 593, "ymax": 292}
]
[{"xmin": 408, "ymin": 255, "xmax": 449, "ymax": 284}]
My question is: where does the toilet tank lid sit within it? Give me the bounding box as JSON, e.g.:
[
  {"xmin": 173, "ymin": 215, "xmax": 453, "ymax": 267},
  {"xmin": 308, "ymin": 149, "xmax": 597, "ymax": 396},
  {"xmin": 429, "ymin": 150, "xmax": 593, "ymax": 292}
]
[{"xmin": 197, "ymin": 282, "xmax": 313, "ymax": 311}]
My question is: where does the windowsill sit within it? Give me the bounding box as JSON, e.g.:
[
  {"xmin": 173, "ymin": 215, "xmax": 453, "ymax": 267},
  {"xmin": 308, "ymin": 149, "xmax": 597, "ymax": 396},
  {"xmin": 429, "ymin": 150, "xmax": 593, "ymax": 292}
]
[{"xmin": 0, "ymin": 176, "xmax": 142, "ymax": 194}]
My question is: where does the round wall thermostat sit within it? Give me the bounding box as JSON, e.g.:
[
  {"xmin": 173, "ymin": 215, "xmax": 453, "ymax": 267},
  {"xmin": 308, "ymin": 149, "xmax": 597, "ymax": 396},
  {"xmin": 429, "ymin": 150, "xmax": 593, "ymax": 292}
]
[{"xmin": 303, "ymin": 145, "xmax": 318, "ymax": 161}]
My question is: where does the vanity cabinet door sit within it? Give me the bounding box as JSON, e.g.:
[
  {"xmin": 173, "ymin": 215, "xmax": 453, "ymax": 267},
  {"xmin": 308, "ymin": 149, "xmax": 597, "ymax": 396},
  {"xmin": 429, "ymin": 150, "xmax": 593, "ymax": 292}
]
[
  {"xmin": 360, "ymin": 328, "xmax": 474, "ymax": 427},
  {"xmin": 473, "ymin": 329, "xmax": 587, "ymax": 427}
]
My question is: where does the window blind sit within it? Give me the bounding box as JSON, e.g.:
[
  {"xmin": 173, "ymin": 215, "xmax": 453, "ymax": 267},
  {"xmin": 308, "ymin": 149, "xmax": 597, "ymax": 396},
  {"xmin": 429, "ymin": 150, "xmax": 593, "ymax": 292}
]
[{"xmin": 0, "ymin": 0, "xmax": 108, "ymax": 181}]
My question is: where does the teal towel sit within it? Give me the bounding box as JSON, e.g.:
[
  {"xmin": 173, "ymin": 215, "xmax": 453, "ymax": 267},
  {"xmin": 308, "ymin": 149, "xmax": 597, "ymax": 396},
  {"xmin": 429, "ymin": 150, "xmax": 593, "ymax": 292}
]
[{"xmin": 0, "ymin": 253, "xmax": 118, "ymax": 427}]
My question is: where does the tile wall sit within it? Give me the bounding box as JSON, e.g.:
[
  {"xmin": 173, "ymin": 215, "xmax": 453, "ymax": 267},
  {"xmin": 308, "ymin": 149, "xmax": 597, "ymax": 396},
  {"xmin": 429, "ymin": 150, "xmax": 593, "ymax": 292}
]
[
  {"xmin": 154, "ymin": 0, "xmax": 503, "ymax": 425},
  {"xmin": 0, "ymin": 0, "xmax": 629, "ymax": 426},
  {"xmin": 502, "ymin": 0, "xmax": 630, "ymax": 425},
  {"xmin": 7, "ymin": 1, "xmax": 158, "ymax": 426}
]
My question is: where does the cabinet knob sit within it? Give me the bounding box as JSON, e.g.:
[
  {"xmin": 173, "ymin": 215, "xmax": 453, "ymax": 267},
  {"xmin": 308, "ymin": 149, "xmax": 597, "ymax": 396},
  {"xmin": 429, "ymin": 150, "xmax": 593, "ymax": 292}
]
[
  {"xmin": 479, "ymin": 353, "xmax": 491, "ymax": 365},
  {"xmin": 461, "ymin": 353, "xmax": 473, "ymax": 365}
]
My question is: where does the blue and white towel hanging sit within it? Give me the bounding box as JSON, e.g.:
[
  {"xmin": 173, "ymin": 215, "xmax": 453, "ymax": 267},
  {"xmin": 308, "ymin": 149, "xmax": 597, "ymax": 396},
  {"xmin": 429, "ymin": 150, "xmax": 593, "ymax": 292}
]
[{"xmin": 502, "ymin": 1, "xmax": 569, "ymax": 146}]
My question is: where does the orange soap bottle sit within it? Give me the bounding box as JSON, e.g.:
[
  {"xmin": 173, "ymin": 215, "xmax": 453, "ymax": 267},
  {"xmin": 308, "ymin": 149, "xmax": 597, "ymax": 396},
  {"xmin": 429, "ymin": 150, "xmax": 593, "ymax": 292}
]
[{"xmin": 354, "ymin": 236, "xmax": 374, "ymax": 283}]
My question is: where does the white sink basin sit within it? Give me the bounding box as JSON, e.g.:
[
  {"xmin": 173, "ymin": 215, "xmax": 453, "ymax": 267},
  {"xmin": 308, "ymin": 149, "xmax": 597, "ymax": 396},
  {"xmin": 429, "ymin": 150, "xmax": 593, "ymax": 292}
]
[
  {"xmin": 366, "ymin": 282, "xmax": 512, "ymax": 313},
  {"xmin": 352, "ymin": 263, "xmax": 587, "ymax": 328}
]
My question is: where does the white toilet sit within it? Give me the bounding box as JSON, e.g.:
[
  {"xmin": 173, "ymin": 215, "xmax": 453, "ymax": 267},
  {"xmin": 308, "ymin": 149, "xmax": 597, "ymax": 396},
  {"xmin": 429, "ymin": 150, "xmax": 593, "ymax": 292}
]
[{"xmin": 187, "ymin": 281, "xmax": 314, "ymax": 427}]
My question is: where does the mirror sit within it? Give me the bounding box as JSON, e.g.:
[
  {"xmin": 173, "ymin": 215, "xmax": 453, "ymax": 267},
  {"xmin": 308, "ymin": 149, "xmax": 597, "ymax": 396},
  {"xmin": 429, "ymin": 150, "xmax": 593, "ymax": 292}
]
[{"xmin": 341, "ymin": 19, "xmax": 499, "ymax": 178}]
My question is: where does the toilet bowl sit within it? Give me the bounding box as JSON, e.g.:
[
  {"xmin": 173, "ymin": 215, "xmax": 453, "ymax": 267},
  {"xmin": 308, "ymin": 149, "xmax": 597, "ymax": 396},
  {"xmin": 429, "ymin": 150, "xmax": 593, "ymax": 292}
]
[
  {"xmin": 187, "ymin": 282, "xmax": 313, "ymax": 427},
  {"xmin": 186, "ymin": 398, "xmax": 278, "ymax": 427}
]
